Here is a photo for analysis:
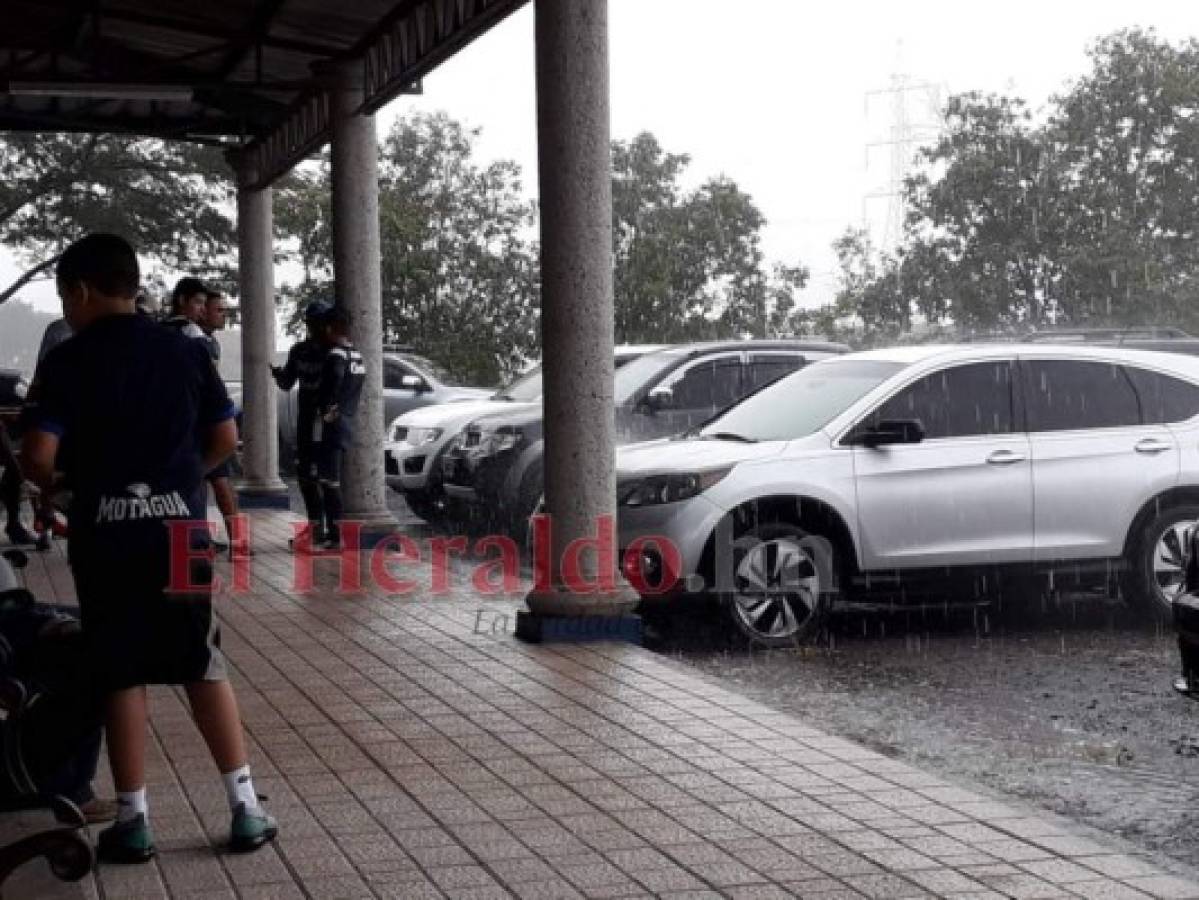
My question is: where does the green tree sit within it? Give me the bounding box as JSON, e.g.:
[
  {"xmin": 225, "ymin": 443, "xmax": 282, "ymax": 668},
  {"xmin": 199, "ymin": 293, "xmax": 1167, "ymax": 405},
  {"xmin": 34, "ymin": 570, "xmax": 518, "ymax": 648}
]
[
  {"xmin": 612, "ymin": 133, "xmax": 809, "ymax": 343},
  {"xmin": 0, "ymin": 133, "xmax": 235, "ymax": 305},
  {"xmin": 837, "ymin": 29, "xmax": 1199, "ymax": 336},
  {"xmin": 276, "ymin": 112, "xmax": 540, "ymax": 386},
  {"xmin": 1051, "ymin": 29, "xmax": 1199, "ymax": 328}
]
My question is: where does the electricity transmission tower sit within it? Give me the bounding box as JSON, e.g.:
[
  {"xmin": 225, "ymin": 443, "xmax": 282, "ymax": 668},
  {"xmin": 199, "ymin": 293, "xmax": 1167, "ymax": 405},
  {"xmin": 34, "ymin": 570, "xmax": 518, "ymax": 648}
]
[{"xmin": 863, "ymin": 67, "xmax": 944, "ymax": 251}]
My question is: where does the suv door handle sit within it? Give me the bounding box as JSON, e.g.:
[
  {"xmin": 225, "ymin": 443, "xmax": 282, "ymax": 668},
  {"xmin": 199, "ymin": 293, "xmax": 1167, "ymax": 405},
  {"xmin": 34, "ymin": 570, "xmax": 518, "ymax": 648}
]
[
  {"xmin": 1135, "ymin": 438, "xmax": 1173, "ymax": 454},
  {"xmin": 986, "ymin": 449, "xmax": 1026, "ymax": 465}
]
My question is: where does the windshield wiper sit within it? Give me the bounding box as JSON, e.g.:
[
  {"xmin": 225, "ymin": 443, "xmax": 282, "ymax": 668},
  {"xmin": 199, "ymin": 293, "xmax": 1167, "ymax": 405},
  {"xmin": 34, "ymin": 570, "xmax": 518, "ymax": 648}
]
[{"xmin": 701, "ymin": 431, "xmax": 757, "ymax": 443}]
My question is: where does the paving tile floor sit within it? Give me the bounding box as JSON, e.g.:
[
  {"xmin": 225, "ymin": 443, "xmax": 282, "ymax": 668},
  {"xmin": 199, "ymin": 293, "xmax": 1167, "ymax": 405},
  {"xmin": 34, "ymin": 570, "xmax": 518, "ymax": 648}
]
[{"xmin": 2, "ymin": 508, "xmax": 1198, "ymax": 899}]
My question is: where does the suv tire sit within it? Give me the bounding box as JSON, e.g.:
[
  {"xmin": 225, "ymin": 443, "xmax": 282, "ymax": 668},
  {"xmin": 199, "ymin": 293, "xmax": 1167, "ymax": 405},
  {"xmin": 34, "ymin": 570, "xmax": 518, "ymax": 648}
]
[
  {"xmin": 1121, "ymin": 502, "xmax": 1199, "ymax": 621},
  {"xmin": 722, "ymin": 521, "xmax": 833, "ymax": 647}
]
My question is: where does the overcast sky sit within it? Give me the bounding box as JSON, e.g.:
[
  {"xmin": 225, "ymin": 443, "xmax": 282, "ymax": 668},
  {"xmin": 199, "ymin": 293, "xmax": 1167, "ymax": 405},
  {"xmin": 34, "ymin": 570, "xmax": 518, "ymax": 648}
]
[{"xmin": 5, "ymin": 0, "xmax": 1196, "ymax": 318}]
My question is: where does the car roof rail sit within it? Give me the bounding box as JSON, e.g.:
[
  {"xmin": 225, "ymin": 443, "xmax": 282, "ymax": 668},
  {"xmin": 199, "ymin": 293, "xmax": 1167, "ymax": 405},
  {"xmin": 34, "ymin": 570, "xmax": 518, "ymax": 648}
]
[{"xmin": 1022, "ymin": 326, "xmax": 1192, "ymax": 343}]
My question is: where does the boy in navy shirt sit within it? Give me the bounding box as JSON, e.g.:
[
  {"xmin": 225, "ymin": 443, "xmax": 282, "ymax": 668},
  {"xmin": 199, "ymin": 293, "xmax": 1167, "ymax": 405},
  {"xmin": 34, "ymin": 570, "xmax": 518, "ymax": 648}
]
[{"xmin": 21, "ymin": 234, "xmax": 276, "ymax": 863}]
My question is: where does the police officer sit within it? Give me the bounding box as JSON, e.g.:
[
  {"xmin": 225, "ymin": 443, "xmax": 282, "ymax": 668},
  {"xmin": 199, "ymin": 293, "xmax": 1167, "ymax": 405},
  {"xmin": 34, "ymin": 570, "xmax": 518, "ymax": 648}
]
[
  {"xmin": 272, "ymin": 301, "xmax": 331, "ymax": 546},
  {"xmin": 313, "ymin": 306, "xmax": 365, "ymax": 550}
]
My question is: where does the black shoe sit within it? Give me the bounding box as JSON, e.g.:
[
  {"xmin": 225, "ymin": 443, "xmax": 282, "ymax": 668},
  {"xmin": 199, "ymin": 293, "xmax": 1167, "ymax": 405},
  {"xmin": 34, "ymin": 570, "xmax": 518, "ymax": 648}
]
[
  {"xmin": 34, "ymin": 531, "xmax": 52, "ymax": 552},
  {"xmin": 288, "ymin": 524, "xmax": 325, "ymax": 551},
  {"xmin": 97, "ymin": 813, "xmax": 156, "ymax": 864},
  {"xmin": 5, "ymin": 523, "xmax": 35, "ymax": 546},
  {"xmin": 228, "ymin": 802, "xmax": 278, "ymax": 853}
]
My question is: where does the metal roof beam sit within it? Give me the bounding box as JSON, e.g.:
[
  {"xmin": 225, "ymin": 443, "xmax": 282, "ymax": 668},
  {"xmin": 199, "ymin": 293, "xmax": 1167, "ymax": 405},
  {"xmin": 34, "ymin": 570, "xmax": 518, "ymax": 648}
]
[
  {"xmin": 215, "ymin": 0, "xmax": 293, "ymax": 80},
  {"xmin": 242, "ymin": 0, "xmax": 527, "ymax": 189},
  {"xmin": 84, "ymin": 8, "xmax": 344, "ymax": 58}
]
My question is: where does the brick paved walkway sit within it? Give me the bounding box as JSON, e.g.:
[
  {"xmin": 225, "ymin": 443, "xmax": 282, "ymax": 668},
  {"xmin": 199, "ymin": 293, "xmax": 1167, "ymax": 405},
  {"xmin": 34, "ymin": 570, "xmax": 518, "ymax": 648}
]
[{"xmin": 4, "ymin": 508, "xmax": 1199, "ymax": 899}]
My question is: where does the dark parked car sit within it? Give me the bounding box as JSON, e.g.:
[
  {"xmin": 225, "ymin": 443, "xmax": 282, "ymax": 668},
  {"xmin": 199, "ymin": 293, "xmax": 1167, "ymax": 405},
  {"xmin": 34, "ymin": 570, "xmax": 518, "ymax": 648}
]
[
  {"xmin": 440, "ymin": 339, "xmax": 848, "ymax": 531},
  {"xmin": 0, "ymin": 369, "xmax": 28, "ymax": 415}
]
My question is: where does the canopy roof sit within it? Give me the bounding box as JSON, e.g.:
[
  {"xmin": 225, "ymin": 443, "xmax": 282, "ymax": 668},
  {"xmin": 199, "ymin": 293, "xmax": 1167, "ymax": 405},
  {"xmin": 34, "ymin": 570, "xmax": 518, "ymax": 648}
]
[{"xmin": 0, "ymin": 0, "xmax": 525, "ymax": 186}]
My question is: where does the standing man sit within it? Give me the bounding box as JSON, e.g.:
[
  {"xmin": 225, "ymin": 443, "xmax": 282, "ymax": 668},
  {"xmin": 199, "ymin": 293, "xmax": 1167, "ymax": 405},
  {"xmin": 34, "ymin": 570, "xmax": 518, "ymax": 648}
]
[
  {"xmin": 313, "ymin": 306, "xmax": 365, "ymax": 550},
  {"xmin": 166, "ymin": 279, "xmax": 241, "ymax": 555},
  {"xmin": 163, "ymin": 278, "xmax": 208, "ymax": 338},
  {"xmin": 272, "ymin": 302, "xmax": 331, "ymax": 547},
  {"xmin": 198, "ymin": 290, "xmax": 248, "ymax": 557},
  {"xmin": 20, "ymin": 234, "xmax": 276, "ymax": 862}
]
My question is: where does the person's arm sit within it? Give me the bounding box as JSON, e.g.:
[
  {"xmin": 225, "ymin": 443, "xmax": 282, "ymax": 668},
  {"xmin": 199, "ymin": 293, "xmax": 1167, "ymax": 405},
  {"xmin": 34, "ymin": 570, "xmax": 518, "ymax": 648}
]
[
  {"xmin": 19, "ymin": 351, "xmax": 68, "ymax": 492},
  {"xmin": 202, "ymin": 419, "xmax": 238, "ymax": 474},
  {"xmin": 20, "ymin": 428, "xmax": 58, "ymax": 495},
  {"xmin": 192, "ymin": 341, "xmax": 238, "ymax": 472},
  {"xmin": 318, "ymin": 349, "xmax": 348, "ymax": 422},
  {"xmin": 272, "ymin": 345, "xmax": 299, "ymax": 390}
]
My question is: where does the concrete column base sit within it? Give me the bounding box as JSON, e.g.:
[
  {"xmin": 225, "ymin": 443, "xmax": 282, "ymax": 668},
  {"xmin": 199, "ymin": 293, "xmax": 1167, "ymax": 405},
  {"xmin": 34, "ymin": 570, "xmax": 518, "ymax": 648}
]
[
  {"xmin": 342, "ymin": 513, "xmax": 403, "ymax": 550},
  {"xmin": 515, "ymin": 610, "xmax": 642, "ymax": 645},
  {"xmin": 236, "ymin": 482, "xmax": 291, "ymax": 510},
  {"xmin": 521, "ymin": 583, "xmax": 641, "ymax": 643}
]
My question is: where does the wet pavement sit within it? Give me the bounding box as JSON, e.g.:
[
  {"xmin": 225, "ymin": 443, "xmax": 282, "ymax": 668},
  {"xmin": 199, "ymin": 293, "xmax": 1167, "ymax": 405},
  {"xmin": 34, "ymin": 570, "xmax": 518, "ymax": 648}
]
[
  {"xmin": 647, "ymin": 589, "xmax": 1199, "ymax": 871},
  {"xmin": 3, "ymin": 497, "xmax": 1199, "ymax": 898}
]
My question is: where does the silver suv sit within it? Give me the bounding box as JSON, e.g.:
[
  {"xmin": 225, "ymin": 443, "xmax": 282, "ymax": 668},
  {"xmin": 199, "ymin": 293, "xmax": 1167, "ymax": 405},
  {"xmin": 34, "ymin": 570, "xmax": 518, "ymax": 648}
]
[{"xmin": 616, "ymin": 344, "xmax": 1199, "ymax": 643}]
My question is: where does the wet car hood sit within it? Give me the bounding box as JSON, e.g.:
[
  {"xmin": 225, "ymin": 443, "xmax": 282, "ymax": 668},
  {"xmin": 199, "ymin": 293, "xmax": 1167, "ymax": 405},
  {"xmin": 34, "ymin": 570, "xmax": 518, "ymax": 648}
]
[
  {"xmin": 616, "ymin": 437, "xmax": 785, "ymax": 476},
  {"xmin": 394, "ymin": 398, "xmax": 532, "ymax": 430},
  {"xmin": 468, "ymin": 405, "xmax": 545, "ymax": 436},
  {"xmin": 440, "ymin": 387, "xmax": 492, "ymax": 402}
]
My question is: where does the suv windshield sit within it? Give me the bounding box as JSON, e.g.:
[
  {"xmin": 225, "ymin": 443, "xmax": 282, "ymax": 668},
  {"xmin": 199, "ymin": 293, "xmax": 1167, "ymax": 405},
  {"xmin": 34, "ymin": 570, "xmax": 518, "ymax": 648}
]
[
  {"xmin": 701, "ymin": 359, "xmax": 905, "ymax": 442},
  {"xmin": 402, "ymin": 353, "xmax": 457, "ymax": 386},
  {"xmin": 495, "ymin": 365, "xmax": 542, "ymax": 402},
  {"xmin": 613, "ymin": 350, "xmax": 689, "ymax": 405}
]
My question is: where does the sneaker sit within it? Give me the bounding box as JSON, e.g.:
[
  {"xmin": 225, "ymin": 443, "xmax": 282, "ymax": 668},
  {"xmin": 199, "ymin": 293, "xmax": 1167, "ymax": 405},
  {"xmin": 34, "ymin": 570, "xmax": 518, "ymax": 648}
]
[
  {"xmin": 229, "ymin": 802, "xmax": 277, "ymax": 853},
  {"xmin": 97, "ymin": 813, "xmax": 156, "ymax": 864}
]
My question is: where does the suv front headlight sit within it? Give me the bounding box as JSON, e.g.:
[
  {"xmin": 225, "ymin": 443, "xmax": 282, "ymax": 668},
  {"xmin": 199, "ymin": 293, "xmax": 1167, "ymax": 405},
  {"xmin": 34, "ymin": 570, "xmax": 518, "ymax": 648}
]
[
  {"xmin": 406, "ymin": 426, "xmax": 444, "ymax": 446},
  {"xmin": 618, "ymin": 467, "xmax": 732, "ymax": 508}
]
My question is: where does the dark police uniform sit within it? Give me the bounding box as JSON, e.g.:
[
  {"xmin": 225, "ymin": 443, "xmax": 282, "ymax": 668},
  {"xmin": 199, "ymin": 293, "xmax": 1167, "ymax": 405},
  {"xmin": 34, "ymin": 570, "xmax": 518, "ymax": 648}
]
[
  {"xmin": 273, "ymin": 338, "xmax": 327, "ymax": 522},
  {"xmin": 24, "ymin": 314, "xmax": 233, "ymax": 690},
  {"xmin": 314, "ymin": 344, "xmax": 365, "ymax": 540}
]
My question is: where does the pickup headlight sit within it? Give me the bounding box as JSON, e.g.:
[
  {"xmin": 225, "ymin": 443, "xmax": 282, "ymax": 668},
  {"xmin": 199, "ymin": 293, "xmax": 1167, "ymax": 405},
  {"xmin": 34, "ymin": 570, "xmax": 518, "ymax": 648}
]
[
  {"xmin": 405, "ymin": 426, "xmax": 443, "ymax": 446},
  {"xmin": 478, "ymin": 429, "xmax": 521, "ymax": 455},
  {"xmin": 618, "ymin": 468, "xmax": 732, "ymax": 508}
]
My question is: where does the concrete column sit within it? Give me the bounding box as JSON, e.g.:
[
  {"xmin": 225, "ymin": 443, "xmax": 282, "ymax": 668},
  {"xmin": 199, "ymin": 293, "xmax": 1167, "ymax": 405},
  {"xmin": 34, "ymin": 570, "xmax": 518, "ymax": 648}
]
[
  {"xmin": 524, "ymin": 0, "xmax": 637, "ymax": 622},
  {"xmin": 231, "ymin": 155, "xmax": 289, "ymax": 507},
  {"xmin": 323, "ymin": 60, "xmax": 396, "ymax": 538}
]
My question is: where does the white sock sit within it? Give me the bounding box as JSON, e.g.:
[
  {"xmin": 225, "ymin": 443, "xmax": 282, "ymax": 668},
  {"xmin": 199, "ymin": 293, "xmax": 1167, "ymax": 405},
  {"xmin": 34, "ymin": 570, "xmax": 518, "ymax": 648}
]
[
  {"xmin": 222, "ymin": 765, "xmax": 258, "ymax": 811},
  {"xmin": 116, "ymin": 787, "xmax": 148, "ymax": 824}
]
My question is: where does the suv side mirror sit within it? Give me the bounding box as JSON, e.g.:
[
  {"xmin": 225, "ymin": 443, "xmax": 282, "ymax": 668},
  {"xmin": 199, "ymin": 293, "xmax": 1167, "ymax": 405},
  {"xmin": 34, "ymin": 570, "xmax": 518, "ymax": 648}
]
[
  {"xmin": 400, "ymin": 374, "xmax": 429, "ymax": 392},
  {"xmin": 846, "ymin": 418, "xmax": 925, "ymax": 449}
]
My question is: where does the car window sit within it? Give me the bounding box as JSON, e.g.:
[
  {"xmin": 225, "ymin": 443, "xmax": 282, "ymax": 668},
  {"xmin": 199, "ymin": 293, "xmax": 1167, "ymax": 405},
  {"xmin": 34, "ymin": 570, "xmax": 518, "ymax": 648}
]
[
  {"xmin": 383, "ymin": 359, "xmax": 417, "ymax": 390},
  {"xmin": 746, "ymin": 353, "xmax": 805, "ymax": 392},
  {"xmin": 868, "ymin": 361, "xmax": 1014, "ymax": 440},
  {"xmin": 1024, "ymin": 360, "xmax": 1140, "ymax": 432},
  {"xmin": 702, "ymin": 358, "xmax": 905, "ymax": 442},
  {"xmin": 661, "ymin": 355, "xmax": 744, "ymax": 411},
  {"xmin": 496, "ymin": 365, "xmax": 542, "ymax": 402},
  {"xmin": 1125, "ymin": 366, "xmax": 1199, "ymax": 424}
]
